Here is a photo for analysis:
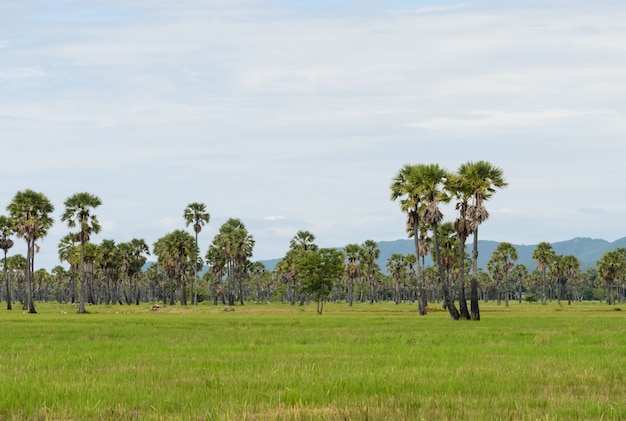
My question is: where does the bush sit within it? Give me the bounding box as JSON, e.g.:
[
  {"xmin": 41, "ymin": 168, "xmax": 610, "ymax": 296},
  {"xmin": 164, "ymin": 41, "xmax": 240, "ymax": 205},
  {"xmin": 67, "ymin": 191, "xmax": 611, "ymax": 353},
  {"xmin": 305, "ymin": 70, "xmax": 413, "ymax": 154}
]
[{"xmin": 524, "ymin": 292, "xmax": 537, "ymax": 302}]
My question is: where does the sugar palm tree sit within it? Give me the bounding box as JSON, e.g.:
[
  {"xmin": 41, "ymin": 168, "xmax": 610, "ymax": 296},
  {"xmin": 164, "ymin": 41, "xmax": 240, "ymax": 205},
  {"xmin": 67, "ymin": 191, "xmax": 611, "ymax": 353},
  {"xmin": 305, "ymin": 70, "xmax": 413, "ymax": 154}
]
[
  {"xmin": 359, "ymin": 239, "xmax": 380, "ymax": 304},
  {"xmin": 61, "ymin": 192, "xmax": 102, "ymax": 313},
  {"xmin": 488, "ymin": 242, "xmax": 517, "ymax": 306},
  {"xmin": 419, "ymin": 164, "xmax": 459, "ymax": 320},
  {"xmin": 446, "ymin": 172, "xmax": 473, "ymax": 319},
  {"xmin": 0, "ymin": 215, "xmax": 15, "ymax": 310},
  {"xmin": 387, "ymin": 253, "xmax": 405, "ymax": 304},
  {"xmin": 7, "ymin": 189, "xmax": 55, "ymax": 313},
  {"xmin": 343, "ymin": 243, "xmax": 362, "ymax": 307},
  {"xmin": 183, "ymin": 202, "xmax": 210, "ymax": 306},
  {"xmin": 290, "ymin": 230, "xmax": 319, "ymax": 252},
  {"xmin": 532, "ymin": 241, "xmax": 556, "ymax": 305},
  {"xmin": 153, "ymin": 230, "xmax": 197, "ymax": 305},
  {"xmin": 390, "ymin": 164, "xmax": 428, "ymax": 315},
  {"xmin": 58, "ymin": 233, "xmax": 80, "ymax": 304},
  {"xmin": 458, "ymin": 161, "xmax": 507, "ymax": 320},
  {"xmin": 597, "ymin": 248, "xmax": 625, "ymax": 306}
]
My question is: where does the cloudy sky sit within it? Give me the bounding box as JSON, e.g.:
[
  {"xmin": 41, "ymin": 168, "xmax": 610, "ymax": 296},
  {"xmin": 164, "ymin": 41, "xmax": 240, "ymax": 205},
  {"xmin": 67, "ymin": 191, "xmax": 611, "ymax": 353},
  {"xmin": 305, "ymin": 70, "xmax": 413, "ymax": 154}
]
[{"xmin": 2, "ymin": 0, "xmax": 625, "ymax": 270}]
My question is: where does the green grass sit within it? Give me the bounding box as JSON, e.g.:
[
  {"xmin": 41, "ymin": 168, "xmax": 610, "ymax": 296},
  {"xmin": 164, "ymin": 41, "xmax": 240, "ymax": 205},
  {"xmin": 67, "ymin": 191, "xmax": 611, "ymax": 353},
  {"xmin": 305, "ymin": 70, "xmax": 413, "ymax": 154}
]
[{"xmin": 1, "ymin": 301, "xmax": 626, "ymax": 420}]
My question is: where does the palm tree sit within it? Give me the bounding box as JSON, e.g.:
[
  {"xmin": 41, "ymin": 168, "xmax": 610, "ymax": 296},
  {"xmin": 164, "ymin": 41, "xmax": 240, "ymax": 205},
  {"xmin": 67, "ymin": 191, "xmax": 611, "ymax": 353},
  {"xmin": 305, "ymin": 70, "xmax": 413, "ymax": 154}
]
[
  {"xmin": 61, "ymin": 192, "xmax": 102, "ymax": 314},
  {"xmin": 209, "ymin": 219, "xmax": 254, "ymax": 305},
  {"xmin": 511, "ymin": 264, "xmax": 529, "ymax": 303},
  {"xmin": 532, "ymin": 242, "xmax": 556, "ymax": 305},
  {"xmin": 559, "ymin": 255, "xmax": 580, "ymax": 305},
  {"xmin": 183, "ymin": 202, "xmax": 210, "ymax": 306},
  {"xmin": 58, "ymin": 233, "xmax": 79, "ymax": 304},
  {"xmin": 343, "ymin": 243, "xmax": 362, "ymax": 307},
  {"xmin": 419, "ymin": 164, "xmax": 460, "ymax": 320},
  {"xmin": 488, "ymin": 242, "xmax": 517, "ymax": 306},
  {"xmin": 387, "ymin": 253, "xmax": 405, "ymax": 304},
  {"xmin": 290, "ymin": 230, "xmax": 319, "ymax": 252},
  {"xmin": 153, "ymin": 230, "xmax": 197, "ymax": 305},
  {"xmin": 458, "ymin": 160, "xmax": 507, "ymax": 320},
  {"xmin": 0, "ymin": 215, "xmax": 15, "ymax": 310},
  {"xmin": 121, "ymin": 239, "xmax": 150, "ymax": 305},
  {"xmin": 390, "ymin": 164, "xmax": 428, "ymax": 315},
  {"xmin": 597, "ymin": 249, "xmax": 625, "ymax": 305},
  {"xmin": 7, "ymin": 189, "xmax": 55, "ymax": 313},
  {"xmin": 447, "ymin": 172, "xmax": 473, "ymax": 319},
  {"xmin": 359, "ymin": 240, "xmax": 381, "ymax": 304}
]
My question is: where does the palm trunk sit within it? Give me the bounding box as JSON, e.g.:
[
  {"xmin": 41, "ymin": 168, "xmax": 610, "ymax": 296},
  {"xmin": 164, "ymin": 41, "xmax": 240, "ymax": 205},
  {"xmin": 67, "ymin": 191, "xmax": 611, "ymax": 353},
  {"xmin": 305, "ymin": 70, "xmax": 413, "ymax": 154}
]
[
  {"xmin": 432, "ymin": 223, "xmax": 460, "ymax": 320},
  {"xmin": 78, "ymin": 241, "xmax": 87, "ymax": 313},
  {"xmin": 458, "ymin": 234, "xmax": 470, "ymax": 319},
  {"xmin": 4, "ymin": 250, "xmax": 11, "ymax": 311},
  {"xmin": 412, "ymin": 214, "xmax": 426, "ymax": 316},
  {"xmin": 26, "ymin": 241, "xmax": 36, "ymax": 313},
  {"xmin": 470, "ymin": 230, "xmax": 480, "ymax": 320}
]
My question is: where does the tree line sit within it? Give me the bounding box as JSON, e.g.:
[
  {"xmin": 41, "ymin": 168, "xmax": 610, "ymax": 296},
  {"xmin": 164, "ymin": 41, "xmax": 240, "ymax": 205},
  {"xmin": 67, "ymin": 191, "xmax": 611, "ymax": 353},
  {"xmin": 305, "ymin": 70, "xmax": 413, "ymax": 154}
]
[{"xmin": 1, "ymin": 163, "xmax": 625, "ymax": 316}]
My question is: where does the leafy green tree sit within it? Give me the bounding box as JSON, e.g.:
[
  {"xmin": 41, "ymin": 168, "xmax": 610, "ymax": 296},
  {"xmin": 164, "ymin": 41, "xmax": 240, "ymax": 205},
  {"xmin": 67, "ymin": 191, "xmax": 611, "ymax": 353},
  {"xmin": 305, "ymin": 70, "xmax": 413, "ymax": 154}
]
[
  {"xmin": 0, "ymin": 215, "xmax": 15, "ymax": 310},
  {"xmin": 7, "ymin": 189, "xmax": 55, "ymax": 313},
  {"xmin": 61, "ymin": 192, "xmax": 102, "ymax": 313},
  {"xmin": 183, "ymin": 202, "xmax": 210, "ymax": 306},
  {"xmin": 532, "ymin": 242, "xmax": 556, "ymax": 305},
  {"xmin": 298, "ymin": 248, "xmax": 344, "ymax": 314}
]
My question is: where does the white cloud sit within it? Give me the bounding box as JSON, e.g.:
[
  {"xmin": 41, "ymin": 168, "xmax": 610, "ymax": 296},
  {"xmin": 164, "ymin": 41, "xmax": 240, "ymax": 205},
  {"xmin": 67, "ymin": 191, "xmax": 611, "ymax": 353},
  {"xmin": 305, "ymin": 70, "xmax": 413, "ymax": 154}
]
[{"xmin": 2, "ymin": 0, "xmax": 626, "ymax": 269}]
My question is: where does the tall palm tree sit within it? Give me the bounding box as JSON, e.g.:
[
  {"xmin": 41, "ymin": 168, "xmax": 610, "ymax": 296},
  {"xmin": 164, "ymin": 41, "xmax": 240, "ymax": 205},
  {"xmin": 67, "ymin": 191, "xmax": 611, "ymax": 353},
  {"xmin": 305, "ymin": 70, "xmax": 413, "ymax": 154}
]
[
  {"xmin": 7, "ymin": 189, "xmax": 55, "ymax": 314},
  {"xmin": 447, "ymin": 172, "xmax": 473, "ymax": 319},
  {"xmin": 458, "ymin": 161, "xmax": 507, "ymax": 320},
  {"xmin": 183, "ymin": 202, "xmax": 210, "ymax": 306},
  {"xmin": 419, "ymin": 164, "xmax": 459, "ymax": 320},
  {"xmin": 0, "ymin": 215, "xmax": 15, "ymax": 310},
  {"xmin": 61, "ymin": 192, "xmax": 102, "ymax": 314},
  {"xmin": 390, "ymin": 164, "xmax": 428, "ymax": 315},
  {"xmin": 532, "ymin": 241, "xmax": 556, "ymax": 305}
]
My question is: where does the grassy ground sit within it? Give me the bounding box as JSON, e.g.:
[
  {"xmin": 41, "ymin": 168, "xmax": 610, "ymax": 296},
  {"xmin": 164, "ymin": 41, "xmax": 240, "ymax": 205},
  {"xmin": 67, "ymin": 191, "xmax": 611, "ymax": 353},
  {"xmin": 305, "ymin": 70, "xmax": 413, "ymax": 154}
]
[{"xmin": 1, "ymin": 301, "xmax": 625, "ymax": 420}]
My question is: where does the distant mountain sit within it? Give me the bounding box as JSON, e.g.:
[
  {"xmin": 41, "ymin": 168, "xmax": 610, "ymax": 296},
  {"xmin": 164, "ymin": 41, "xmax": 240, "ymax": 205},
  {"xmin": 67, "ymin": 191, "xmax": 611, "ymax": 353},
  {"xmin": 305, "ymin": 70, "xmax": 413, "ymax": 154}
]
[{"xmin": 259, "ymin": 237, "xmax": 626, "ymax": 273}]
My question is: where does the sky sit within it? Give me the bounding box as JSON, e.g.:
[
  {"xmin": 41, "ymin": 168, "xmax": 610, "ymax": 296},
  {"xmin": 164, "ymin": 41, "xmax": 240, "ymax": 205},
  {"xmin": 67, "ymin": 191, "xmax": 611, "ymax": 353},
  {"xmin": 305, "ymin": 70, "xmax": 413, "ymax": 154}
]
[{"xmin": 2, "ymin": 0, "xmax": 625, "ymax": 270}]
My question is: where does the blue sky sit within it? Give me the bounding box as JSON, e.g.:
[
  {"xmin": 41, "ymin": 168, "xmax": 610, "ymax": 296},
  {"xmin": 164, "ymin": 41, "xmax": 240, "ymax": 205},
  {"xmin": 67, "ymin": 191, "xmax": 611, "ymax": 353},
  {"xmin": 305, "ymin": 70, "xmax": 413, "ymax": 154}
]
[{"xmin": 2, "ymin": 0, "xmax": 625, "ymax": 270}]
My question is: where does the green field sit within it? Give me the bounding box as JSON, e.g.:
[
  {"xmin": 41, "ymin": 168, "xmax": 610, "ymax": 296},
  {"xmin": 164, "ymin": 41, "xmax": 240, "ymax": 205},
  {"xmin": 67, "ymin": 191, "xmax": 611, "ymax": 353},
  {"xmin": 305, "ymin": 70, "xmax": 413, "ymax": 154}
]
[{"xmin": 1, "ymin": 302, "xmax": 625, "ymax": 420}]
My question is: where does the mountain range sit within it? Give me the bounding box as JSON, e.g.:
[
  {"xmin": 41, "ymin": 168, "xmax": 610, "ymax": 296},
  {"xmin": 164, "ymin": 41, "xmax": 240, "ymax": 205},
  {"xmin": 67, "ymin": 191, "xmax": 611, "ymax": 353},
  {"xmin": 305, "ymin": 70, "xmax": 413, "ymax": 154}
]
[{"xmin": 259, "ymin": 237, "xmax": 626, "ymax": 273}]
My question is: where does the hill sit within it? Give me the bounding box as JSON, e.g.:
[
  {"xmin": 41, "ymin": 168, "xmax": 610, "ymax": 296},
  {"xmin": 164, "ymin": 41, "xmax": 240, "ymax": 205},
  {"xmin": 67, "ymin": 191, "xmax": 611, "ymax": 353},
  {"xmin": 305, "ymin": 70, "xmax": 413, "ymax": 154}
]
[{"xmin": 259, "ymin": 237, "xmax": 626, "ymax": 273}]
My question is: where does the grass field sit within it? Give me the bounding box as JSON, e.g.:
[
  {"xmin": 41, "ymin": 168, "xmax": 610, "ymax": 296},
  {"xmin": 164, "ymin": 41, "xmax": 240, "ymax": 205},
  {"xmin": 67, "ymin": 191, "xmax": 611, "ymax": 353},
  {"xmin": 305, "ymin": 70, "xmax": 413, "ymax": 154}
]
[{"xmin": 1, "ymin": 301, "xmax": 626, "ymax": 420}]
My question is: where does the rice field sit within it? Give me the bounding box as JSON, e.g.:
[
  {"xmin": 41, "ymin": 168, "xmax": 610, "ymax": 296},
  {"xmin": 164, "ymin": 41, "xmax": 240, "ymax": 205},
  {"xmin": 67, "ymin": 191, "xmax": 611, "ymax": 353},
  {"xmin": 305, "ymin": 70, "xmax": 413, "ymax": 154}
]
[{"xmin": 0, "ymin": 301, "xmax": 625, "ymax": 420}]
